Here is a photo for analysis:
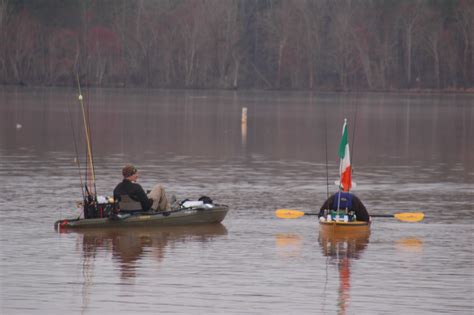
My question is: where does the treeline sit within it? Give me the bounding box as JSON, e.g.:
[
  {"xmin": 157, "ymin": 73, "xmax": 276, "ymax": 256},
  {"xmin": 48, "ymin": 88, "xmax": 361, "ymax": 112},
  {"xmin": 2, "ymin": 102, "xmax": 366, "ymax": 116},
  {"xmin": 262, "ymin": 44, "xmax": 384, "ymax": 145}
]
[{"xmin": 0, "ymin": 0, "xmax": 473, "ymax": 91}]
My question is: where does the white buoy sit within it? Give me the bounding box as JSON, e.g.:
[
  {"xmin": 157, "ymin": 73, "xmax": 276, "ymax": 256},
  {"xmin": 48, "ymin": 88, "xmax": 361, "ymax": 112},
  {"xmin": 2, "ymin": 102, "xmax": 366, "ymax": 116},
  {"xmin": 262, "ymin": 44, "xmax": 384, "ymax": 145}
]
[
  {"xmin": 16, "ymin": 123, "xmax": 22, "ymax": 129},
  {"xmin": 78, "ymin": 94, "xmax": 83, "ymax": 101},
  {"xmin": 241, "ymin": 107, "xmax": 247, "ymax": 125},
  {"xmin": 241, "ymin": 107, "xmax": 247, "ymax": 146}
]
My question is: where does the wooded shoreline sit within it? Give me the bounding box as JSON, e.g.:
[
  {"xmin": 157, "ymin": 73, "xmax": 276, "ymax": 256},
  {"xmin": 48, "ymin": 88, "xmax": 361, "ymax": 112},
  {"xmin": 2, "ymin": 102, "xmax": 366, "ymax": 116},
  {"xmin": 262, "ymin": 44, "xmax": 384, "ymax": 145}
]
[{"xmin": 1, "ymin": 0, "xmax": 473, "ymax": 91}]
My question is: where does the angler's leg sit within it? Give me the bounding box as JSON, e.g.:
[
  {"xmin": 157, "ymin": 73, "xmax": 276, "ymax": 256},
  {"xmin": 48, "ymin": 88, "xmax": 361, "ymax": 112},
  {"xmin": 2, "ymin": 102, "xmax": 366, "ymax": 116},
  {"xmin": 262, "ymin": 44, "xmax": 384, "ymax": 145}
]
[{"xmin": 148, "ymin": 185, "xmax": 170, "ymax": 211}]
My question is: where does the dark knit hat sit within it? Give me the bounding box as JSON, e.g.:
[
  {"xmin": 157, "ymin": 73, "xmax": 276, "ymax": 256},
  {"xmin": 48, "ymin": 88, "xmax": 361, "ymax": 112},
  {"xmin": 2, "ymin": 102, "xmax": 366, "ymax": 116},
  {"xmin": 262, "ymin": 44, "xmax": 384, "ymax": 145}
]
[{"xmin": 122, "ymin": 164, "xmax": 137, "ymax": 178}]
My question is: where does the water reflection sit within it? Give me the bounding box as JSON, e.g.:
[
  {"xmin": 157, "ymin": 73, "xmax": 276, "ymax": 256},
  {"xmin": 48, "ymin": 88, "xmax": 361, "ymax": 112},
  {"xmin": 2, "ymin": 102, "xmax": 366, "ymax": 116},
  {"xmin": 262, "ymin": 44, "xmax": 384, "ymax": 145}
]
[
  {"xmin": 275, "ymin": 233, "xmax": 303, "ymax": 258},
  {"xmin": 319, "ymin": 229, "xmax": 370, "ymax": 315},
  {"xmin": 75, "ymin": 224, "xmax": 228, "ymax": 279},
  {"xmin": 71, "ymin": 224, "xmax": 228, "ymax": 312},
  {"xmin": 395, "ymin": 237, "xmax": 424, "ymax": 253}
]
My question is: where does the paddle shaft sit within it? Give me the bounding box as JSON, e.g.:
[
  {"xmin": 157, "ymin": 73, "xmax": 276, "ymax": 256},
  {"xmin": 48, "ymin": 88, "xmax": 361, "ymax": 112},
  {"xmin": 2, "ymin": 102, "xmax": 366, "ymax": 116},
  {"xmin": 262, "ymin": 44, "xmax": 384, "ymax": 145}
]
[
  {"xmin": 277, "ymin": 211, "xmax": 385, "ymax": 217},
  {"xmin": 275, "ymin": 209, "xmax": 423, "ymax": 222},
  {"xmin": 307, "ymin": 213, "xmax": 406, "ymax": 218},
  {"xmin": 293, "ymin": 212, "xmax": 384, "ymax": 217},
  {"xmin": 305, "ymin": 213, "xmax": 416, "ymax": 218}
]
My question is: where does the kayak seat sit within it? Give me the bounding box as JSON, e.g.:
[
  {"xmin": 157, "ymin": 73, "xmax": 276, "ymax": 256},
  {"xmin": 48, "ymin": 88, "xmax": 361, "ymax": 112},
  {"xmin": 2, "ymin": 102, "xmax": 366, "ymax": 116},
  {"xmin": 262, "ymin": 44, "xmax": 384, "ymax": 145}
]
[{"xmin": 118, "ymin": 195, "xmax": 142, "ymax": 213}]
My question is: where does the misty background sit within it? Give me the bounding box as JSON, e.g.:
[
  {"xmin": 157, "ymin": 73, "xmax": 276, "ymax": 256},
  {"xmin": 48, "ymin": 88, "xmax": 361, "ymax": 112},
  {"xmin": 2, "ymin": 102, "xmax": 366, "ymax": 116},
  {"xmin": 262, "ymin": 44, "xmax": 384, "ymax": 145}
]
[{"xmin": 0, "ymin": 0, "xmax": 473, "ymax": 91}]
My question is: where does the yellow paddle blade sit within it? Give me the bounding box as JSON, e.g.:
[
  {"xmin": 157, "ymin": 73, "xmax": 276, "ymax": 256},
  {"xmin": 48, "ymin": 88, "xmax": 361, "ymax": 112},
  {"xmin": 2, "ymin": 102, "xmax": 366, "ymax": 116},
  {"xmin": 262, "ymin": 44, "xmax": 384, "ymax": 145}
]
[
  {"xmin": 394, "ymin": 212, "xmax": 424, "ymax": 222},
  {"xmin": 275, "ymin": 209, "xmax": 305, "ymax": 219}
]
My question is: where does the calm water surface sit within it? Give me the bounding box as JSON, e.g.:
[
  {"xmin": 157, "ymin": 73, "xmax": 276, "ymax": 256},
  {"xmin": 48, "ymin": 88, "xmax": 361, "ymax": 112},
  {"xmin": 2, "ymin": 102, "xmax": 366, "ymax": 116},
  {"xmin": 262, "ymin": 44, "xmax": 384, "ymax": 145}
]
[{"xmin": 0, "ymin": 87, "xmax": 473, "ymax": 314}]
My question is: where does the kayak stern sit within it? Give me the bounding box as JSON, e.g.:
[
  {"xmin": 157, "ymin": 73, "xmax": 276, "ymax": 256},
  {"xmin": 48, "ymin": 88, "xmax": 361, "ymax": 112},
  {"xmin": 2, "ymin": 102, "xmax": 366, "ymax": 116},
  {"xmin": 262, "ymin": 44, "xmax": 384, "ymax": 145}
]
[{"xmin": 319, "ymin": 220, "xmax": 370, "ymax": 234}]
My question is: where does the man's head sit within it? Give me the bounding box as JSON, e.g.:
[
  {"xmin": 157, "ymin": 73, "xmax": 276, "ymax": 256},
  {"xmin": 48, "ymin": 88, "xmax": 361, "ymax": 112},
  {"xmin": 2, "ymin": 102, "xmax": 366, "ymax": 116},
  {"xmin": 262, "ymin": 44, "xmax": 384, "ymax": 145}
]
[{"xmin": 122, "ymin": 164, "xmax": 138, "ymax": 181}]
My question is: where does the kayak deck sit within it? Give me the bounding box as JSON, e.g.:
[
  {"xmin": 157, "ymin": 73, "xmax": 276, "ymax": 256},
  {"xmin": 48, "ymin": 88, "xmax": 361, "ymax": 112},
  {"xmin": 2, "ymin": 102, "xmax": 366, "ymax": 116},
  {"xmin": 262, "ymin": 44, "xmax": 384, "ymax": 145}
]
[{"xmin": 55, "ymin": 205, "xmax": 229, "ymax": 230}]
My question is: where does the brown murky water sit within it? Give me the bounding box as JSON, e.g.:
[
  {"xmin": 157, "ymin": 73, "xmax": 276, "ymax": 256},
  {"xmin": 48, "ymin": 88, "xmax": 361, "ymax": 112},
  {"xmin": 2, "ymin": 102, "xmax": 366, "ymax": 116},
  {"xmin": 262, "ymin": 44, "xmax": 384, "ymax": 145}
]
[{"xmin": 1, "ymin": 87, "xmax": 473, "ymax": 314}]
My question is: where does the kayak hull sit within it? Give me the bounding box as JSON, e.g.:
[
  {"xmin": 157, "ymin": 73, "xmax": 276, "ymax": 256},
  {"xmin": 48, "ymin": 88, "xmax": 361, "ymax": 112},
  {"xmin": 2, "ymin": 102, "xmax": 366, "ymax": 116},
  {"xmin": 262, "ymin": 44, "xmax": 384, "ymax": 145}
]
[
  {"xmin": 55, "ymin": 205, "xmax": 229, "ymax": 230},
  {"xmin": 319, "ymin": 220, "xmax": 370, "ymax": 235}
]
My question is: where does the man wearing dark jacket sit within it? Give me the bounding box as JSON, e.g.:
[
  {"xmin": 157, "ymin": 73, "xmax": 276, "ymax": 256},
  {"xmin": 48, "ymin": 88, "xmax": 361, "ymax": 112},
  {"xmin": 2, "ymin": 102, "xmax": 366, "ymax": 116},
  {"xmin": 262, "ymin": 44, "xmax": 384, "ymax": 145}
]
[
  {"xmin": 319, "ymin": 191, "xmax": 370, "ymax": 222},
  {"xmin": 113, "ymin": 164, "xmax": 170, "ymax": 213}
]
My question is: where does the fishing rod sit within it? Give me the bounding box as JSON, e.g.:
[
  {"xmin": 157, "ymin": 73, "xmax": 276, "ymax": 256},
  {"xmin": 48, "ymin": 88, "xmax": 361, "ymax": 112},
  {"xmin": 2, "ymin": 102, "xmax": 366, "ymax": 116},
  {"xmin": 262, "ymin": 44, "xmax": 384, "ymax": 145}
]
[
  {"xmin": 84, "ymin": 82, "xmax": 98, "ymax": 200},
  {"xmin": 350, "ymin": 96, "xmax": 359, "ymax": 178},
  {"xmin": 76, "ymin": 73, "xmax": 97, "ymax": 199},
  {"xmin": 323, "ymin": 101, "xmax": 329, "ymax": 200}
]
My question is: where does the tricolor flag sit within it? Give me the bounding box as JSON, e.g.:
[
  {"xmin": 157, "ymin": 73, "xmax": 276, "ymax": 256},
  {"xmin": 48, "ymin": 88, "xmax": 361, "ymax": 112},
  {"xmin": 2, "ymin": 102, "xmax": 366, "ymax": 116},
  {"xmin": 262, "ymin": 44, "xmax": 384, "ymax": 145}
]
[{"xmin": 338, "ymin": 119, "xmax": 352, "ymax": 191}]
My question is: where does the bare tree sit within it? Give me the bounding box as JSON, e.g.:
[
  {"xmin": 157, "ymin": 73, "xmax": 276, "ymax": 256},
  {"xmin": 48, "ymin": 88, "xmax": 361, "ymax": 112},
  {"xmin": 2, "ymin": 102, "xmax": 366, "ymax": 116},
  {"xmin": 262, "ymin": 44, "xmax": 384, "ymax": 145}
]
[
  {"xmin": 298, "ymin": 0, "xmax": 325, "ymax": 90},
  {"xmin": 397, "ymin": 0, "xmax": 424, "ymax": 87},
  {"xmin": 420, "ymin": 7, "xmax": 445, "ymax": 89},
  {"xmin": 327, "ymin": 0, "xmax": 360, "ymax": 90},
  {"xmin": 455, "ymin": 1, "xmax": 474, "ymax": 88},
  {"xmin": 372, "ymin": 2, "xmax": 399, "ymax": 90},
  {"xmin": 44, "ymin": 28, "xmax": 79, "ymax": 85},
  {"xmin": 258, "ymin": 1, "xmax": 295, "ymax": 88},
  {"xmin": 0, "ymin": 0, "xmax": 10, "ymax": 82},
  {"xmin": 4, "ymin": 9, "xmax": 41, "ymax": 84}
]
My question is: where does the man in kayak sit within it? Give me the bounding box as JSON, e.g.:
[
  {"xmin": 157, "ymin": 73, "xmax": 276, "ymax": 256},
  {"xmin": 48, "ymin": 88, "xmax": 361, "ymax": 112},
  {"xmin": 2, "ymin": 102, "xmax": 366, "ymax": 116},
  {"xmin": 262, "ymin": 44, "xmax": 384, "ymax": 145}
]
[
  {"xmin": 113, "ymin": 164, "xmax": 171, "ymax": 213},
  {"xmin": 319, "ymin": 190, "xmax": 370, "ymax": 222}
]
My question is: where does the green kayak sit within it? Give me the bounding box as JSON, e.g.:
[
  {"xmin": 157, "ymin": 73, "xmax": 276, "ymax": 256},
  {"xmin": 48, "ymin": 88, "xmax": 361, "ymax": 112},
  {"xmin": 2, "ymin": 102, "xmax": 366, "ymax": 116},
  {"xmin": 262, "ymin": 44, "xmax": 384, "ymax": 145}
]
[{"xmin": 55, "ymin": 205, "xmax": 229, "ymax": 230}]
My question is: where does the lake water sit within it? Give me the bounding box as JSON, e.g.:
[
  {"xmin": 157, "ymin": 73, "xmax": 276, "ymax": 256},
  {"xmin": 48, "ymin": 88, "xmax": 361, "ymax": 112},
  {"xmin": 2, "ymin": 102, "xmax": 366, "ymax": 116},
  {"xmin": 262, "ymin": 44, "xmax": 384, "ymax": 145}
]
[{"xmin": 0, "ymin": 86, "xmax": 473, "ymax": 314}]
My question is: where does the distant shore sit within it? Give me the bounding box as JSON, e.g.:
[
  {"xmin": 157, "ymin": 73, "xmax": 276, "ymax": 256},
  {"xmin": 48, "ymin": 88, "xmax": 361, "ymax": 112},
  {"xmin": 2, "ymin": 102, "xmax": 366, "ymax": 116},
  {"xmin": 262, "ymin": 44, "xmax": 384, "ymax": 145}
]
[{"xmin": 1, "ymin": 83, "xmax": 473, "ymax": 94}]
